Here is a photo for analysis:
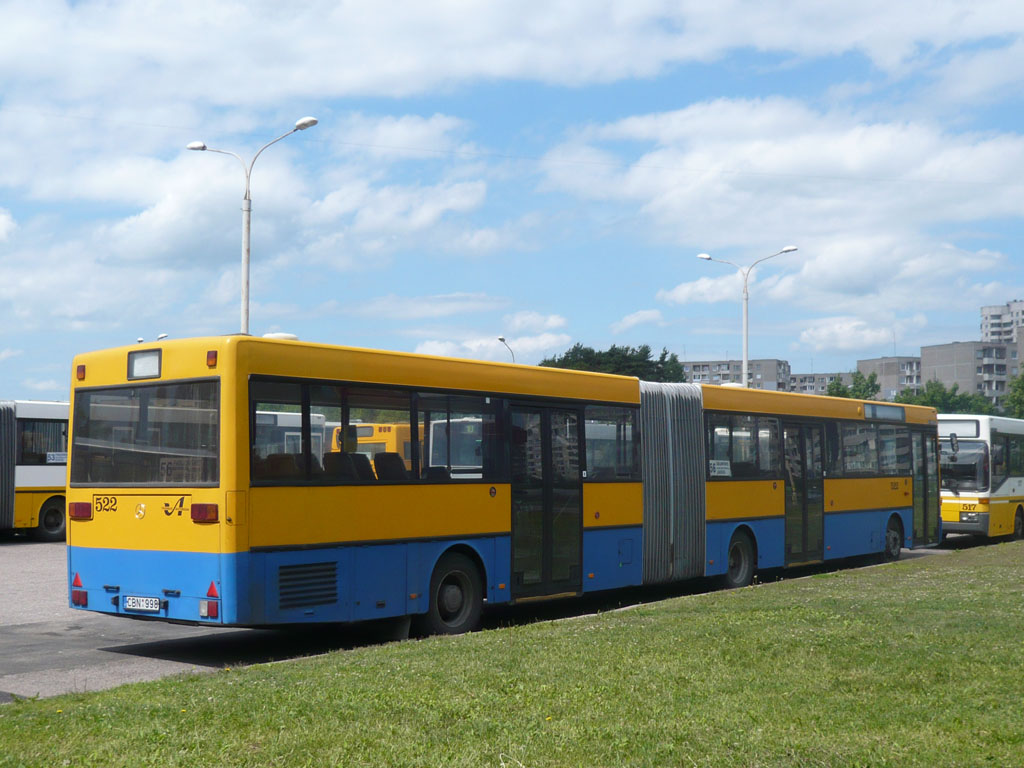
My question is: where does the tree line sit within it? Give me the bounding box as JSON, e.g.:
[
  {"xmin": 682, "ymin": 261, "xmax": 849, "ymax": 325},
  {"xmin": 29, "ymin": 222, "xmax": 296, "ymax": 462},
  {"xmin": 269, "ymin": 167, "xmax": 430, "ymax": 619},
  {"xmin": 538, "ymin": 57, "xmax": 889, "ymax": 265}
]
[{"xmin": 539, "ymin": 343, "xmax": 1024, "ymax": 417}]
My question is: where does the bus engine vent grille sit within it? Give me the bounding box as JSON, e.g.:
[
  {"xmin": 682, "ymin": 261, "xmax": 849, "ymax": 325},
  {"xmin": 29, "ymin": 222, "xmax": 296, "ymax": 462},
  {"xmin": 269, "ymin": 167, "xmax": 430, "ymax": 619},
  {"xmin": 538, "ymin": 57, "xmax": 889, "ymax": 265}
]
[{"xmin": 278, "ymin": 562, "xmax": 338, "ymax": 610}]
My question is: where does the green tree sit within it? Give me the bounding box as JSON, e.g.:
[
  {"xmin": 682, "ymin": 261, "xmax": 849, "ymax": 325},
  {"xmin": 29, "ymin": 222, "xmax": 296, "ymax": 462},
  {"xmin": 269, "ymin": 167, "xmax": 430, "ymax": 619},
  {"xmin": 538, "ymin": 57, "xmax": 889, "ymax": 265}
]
[
  {"xmin": 539, "ymin": 344, "xmax": 687, "ymax": 382},
  {"xmin": 1000, "ymin": 374, "xmax": 1024, "ymax": 418},
  {"xmin": 825, "ymin": 371, "xmax": 880, "ymax": 400},
  {"xmin": 895, "ymin": 379, "xmax": 995, "ymax": 414}
]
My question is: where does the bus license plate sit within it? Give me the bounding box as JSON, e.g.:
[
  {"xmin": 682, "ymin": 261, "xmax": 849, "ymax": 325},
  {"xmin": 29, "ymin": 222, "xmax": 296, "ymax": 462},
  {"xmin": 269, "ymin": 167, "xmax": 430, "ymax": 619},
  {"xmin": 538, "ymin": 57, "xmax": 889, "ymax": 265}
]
[{"xmin": 124, "ymin": 596, "xmax": 161, "ymax": 613}]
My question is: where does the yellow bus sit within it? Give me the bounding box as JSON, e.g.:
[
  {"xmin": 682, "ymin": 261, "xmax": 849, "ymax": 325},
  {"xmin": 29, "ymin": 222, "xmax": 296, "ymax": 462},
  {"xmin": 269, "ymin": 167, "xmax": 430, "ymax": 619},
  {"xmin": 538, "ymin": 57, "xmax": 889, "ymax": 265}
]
[
  {"xmin": 65, "ymin": 336, "xmax": 940, "ymax": 633},
  {"xmin": 939, "ymin": 414, "xmax": 1024, "ymax": 540},
  {"xmin": 1, "ymin": 400, "xmax": 68, "ymax": 541}
]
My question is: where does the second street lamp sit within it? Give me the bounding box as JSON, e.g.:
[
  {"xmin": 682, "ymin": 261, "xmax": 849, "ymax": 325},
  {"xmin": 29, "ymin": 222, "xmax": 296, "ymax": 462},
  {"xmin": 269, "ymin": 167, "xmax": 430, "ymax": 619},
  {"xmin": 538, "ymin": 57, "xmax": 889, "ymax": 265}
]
[
  {"xmin": 697, "ymin": 245, "xmax": 797, "ymax": 388},
  {"xmin": 188, "ymin": 116, "xmax": 318, "ymax": 335}
]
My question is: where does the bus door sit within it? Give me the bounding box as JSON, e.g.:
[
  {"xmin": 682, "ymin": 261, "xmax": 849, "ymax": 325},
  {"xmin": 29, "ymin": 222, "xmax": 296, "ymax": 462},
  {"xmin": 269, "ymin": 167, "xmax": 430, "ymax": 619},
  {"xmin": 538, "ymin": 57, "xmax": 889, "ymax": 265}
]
[
  {"xmin": 783, "ymin": 422, "xmax": 825, "ymax": 565},
  {"xmin": 509, "ymin": 405, "xmax": 583, "ymax": 599},
  {"xmin": 912, "ymin": 431, "xmax": 941, "ymax": 545}
]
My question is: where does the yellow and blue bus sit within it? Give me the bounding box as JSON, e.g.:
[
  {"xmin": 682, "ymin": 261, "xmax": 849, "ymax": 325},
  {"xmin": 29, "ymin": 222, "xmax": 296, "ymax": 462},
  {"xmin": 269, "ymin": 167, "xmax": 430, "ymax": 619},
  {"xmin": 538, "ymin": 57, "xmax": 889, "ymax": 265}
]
[
  {"xmin": 939, "ymin": 414, "xmax": 1024, "ymax": 540},
  {"xmin": 65, "ymin": 336, "xmax": 940, "ymax": 633},
  {"xmin": 1, "ymin": 400, "xmax": 68, "ymax": 541}
]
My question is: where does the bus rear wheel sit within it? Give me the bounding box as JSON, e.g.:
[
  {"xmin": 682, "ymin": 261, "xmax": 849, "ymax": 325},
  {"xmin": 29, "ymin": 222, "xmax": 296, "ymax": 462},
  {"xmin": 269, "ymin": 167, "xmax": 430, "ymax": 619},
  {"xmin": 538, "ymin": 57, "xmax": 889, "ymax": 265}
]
[
  {"xmin": 416, "ymin": 552, "xmax": 483, "ymax": 636},
  {"xmin": 724, "ymin": 530, "xmax": 755, "ymax": 588},
  {"xmin": 882, "ymin": 516, "xmax": 903, "ymax": 562},
  {"xmin": 1013, "ymin": 508, "xmax": 1024, "ymax": 541},
  {"xmin": 32, "ymin": 498, "xmax": 66, "ymax": 542}
]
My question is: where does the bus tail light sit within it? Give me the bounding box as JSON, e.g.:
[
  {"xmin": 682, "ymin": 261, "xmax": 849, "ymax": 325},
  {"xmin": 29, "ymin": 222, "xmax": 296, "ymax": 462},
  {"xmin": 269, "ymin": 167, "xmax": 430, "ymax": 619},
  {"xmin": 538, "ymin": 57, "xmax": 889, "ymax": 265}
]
[
  {"xmin": 206, "ymin": 350, "xmax": 218, "ymax": 368},
  {"xmin": 71, "ymin": 574, "xmax": 88, "ymax": 606},
  {"xmin": 191, "ymin": 503, "xmax": 218, "ymax": 523},
  {"xmin": 76, "ymin": 364, "xmax": 86, "ymax": 381},
  {"xmin": 69, "ymin": 502, "xmax": 93, "ymax": 520},
  {"xmin": 199, "ymin": 599, "xmax": 219, "ymax": 619}
]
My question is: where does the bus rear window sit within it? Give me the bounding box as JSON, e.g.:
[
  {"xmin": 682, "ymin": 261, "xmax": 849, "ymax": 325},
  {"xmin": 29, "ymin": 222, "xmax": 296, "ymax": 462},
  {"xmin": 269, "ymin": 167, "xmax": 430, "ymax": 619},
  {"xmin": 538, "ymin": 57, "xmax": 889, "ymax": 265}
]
[{"xmin": 70, "ymin": 381, "xmax": 219, "ymax": 486}]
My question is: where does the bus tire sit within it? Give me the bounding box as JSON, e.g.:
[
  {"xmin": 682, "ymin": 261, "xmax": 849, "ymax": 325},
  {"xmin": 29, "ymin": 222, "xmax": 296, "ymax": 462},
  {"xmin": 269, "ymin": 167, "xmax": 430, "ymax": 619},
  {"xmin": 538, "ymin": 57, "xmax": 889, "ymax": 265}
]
[
  {"xmin": 416, "ymin": 551, "xmax": 483, "ymax": 636},
  {"xmin": 724, "ymin": 530, "xmax": 755, "ymax": 588},
  {"xmin": 882, "ymin": 515, "xmax": 903, "ymax": 562},
  {"xmin": 1013, "ymin": 508, "xmax": 1024, "ymax": 541},
  {"xmin": 32, "ymin": 497, "xmax": 66, "ymax": 542}
]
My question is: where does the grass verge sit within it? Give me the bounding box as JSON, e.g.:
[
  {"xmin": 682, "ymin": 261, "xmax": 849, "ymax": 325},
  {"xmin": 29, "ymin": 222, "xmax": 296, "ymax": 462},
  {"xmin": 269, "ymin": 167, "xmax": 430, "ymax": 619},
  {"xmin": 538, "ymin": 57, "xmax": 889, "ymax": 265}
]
[{"xmin": 2, "ymin": 542, "xmax": 1023, "ymax": 767}]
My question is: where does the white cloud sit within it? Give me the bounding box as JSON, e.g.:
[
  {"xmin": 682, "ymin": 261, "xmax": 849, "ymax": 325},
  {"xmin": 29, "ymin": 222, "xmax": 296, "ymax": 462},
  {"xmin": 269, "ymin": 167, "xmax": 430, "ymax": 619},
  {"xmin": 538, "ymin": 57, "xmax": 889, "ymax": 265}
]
[
  {"xmin": 658, "ymin": 275, "xmax": 743, "ymax": 305},
  {"xmin": 0, "ymin": 209, "xmax": 15, "ymax": 241},
  {"xmin": 0, "ymin": 349, "xmax": 22, "ymax": 363},
  {"xmin": 21, "ymin": 378, "xmax": 63, "ymax": 393},
  {"xmin": 354, "ymin": 292, "xmax": 505, "ymax": 320},
  {"xmin": 415, "ymin": 332, "xmax": 572, "ymax": 363},
  {"xmin": 797, "ymin": 314, "xmax": 929, "ymax": 353},
  {"xmin": 503, "ymin": 311, "xmax": 567, "ymax": 334},
  {"xmin": 611, "ymin": 309, "xmax": 663, "ymax": 333}
]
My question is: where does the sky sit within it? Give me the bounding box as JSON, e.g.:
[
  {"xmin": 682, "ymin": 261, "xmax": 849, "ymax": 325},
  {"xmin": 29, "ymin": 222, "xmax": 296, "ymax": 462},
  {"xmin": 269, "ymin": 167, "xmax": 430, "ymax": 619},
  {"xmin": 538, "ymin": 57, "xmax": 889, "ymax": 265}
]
[{"xmin": 2, "ymin": 1, "xmax": 1024, "ymax": 400}]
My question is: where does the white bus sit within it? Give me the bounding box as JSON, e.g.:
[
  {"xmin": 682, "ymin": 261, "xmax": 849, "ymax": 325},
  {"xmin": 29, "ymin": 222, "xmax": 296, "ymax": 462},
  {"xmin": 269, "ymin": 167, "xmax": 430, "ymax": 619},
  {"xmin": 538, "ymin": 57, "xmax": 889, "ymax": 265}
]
[
  {"xmin": 939, "ymin": 414, "xmax": 1024, "ymax": 540},
  {"xmin": 0, "ymin": 400, "xmax": 69, "ymax": 541}
]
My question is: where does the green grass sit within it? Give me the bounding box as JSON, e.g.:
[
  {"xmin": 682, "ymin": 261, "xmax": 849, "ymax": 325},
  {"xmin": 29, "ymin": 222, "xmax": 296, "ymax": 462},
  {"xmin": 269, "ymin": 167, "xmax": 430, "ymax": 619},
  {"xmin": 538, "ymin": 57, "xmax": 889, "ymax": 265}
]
[{"xmin": 3, "ymin": 542, "xmax": 1024, "ymax": 767}]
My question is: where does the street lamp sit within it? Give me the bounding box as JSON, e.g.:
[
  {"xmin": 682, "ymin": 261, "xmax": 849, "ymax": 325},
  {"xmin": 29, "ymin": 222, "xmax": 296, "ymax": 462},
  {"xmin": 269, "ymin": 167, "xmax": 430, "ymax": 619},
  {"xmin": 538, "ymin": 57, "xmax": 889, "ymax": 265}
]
[
  {"xmin": 697, "ymin": 245, "xmax": 797, "ymax": 387},
  {"xmin": 498, "ymin": 336, "xmax": 515, "ymax": 363},
  {"xmin": 187, "ymin": 116, "xmax": 319, "ymax": 334}
]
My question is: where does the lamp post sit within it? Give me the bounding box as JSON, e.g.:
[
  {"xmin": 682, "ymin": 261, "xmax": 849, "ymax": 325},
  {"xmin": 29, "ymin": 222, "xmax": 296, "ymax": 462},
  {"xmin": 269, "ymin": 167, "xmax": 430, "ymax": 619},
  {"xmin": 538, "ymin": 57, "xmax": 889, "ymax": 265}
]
[
  {"xmin": 498, "ymin": 336, "xmax": 515, "ymax": 363},
  {"xmin": 187, "ymin": 116, "xmax": 318, "ymax": 334},
  {"xmin": 697, "ymin": 246, "xmax": 797, "ymax": 387}
]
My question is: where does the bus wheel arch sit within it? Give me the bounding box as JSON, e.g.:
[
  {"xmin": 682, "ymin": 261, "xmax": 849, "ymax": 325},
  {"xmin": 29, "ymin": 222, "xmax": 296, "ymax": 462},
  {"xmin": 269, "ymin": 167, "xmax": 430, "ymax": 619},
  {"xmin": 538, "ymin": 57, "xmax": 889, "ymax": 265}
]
[
  {"xmin": 1013, "ymin": 506, "xmax": 1024, "ymax": 541},
  {"xmin": 882, "ymin": 514, "xmax": 903, "ymax": 562},
  {"xmin": 415, "ymin": 546, "xmax": 485, "ymax": 636},
  {"xmin": 31, "ymin": 496, "xmax": 66, "ymax": 542},
  {"xmin": 724, "ymin": 526, "xmax": 756, "ymax": 589}
]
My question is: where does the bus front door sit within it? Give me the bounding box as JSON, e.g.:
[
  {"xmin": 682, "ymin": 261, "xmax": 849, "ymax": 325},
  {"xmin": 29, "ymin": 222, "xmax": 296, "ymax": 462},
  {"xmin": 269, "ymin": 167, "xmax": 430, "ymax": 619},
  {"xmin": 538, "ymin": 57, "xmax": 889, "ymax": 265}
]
[
  {"xmin": 783, "ymin": 422, "xmax": 825, "ymax": 565},
  {"xmin": 509, "ymin": 406, "xmax": 583, "ymax": 599},
  {"xmin": 912, "ymin": 431, "xmax": 941, "ymax": 546}
]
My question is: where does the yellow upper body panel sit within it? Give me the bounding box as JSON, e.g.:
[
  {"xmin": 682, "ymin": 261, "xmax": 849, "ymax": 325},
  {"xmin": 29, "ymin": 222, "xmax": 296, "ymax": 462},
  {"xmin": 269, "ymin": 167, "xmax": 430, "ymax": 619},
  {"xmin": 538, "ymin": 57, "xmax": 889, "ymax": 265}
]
[{"xmin": 701, "ymin": 384, "xmax": 937, "ymax": 425}]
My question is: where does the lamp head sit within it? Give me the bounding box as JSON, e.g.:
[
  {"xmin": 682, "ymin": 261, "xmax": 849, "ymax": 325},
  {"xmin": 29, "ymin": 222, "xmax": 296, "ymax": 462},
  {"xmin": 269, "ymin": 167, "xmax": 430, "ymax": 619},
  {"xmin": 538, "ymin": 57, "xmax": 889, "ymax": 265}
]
[
  {"xmin": 696, "ymin": 253, "xmax": 712, "ymax": 260},
  {"xmin": 294, "ymin": 116, "xmax": 318, "ymax": 131},
  {"xmin": 498, "ymin": 336, "xmax": 506, "ymax": 343},
  {"xmin": 781, "ymin": 245, "xmax": 798, "ymax": 253},
  {"xmin": 186, "ymin": 141, "xmax": 207, "ymax": 151}
]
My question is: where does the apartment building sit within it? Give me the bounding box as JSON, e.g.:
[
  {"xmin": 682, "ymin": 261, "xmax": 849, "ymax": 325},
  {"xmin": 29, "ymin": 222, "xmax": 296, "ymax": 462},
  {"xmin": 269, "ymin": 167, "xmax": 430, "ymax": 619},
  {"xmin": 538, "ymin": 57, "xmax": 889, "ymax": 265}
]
[
  {"xmin": 683, "ymin": 358, "xmax": 791, "ymax": 390},
  {"xmin": 857, "ymin": 356, "xmax": 922, "ymax": 400},
  {"xmin": 920, "ymin": 341, "xmax": 1022, "ymax": 404},
  {"xmin": 787, "ymin": 372, "xmax": 853, "ymax": 395},
  {"xmin": 981, "ymin": 300, "xmax": 1024, "ymax": 343}
]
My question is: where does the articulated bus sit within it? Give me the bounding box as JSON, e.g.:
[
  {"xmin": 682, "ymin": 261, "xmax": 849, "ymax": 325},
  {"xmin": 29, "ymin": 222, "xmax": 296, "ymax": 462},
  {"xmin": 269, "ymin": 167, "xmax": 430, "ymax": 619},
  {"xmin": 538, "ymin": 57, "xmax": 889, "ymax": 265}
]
[
  {"xmin": 0, "ymin": 400, "xmax": 68, "ymax": 541},
  {"xmin": 65, "ymin": 336, "xmax": 940, "ymax": 633},
  {"xmin": 939, "ymin": 414, "xmax": 1024, "ymax": 540}
]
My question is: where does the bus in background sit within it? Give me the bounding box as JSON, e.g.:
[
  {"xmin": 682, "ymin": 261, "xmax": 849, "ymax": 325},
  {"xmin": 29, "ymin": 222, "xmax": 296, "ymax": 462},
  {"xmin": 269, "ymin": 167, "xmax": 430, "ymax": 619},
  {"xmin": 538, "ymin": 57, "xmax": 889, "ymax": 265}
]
[
  {"xmin": 0, "ymin": 400, "xmax": 68, "ymax": 541},
  {"xmin": 939, "ymin": 414, "xmax": 1024, "ymax": 540},
  {"xmin": 330, "ymin": 422, "xmax": 417, "ymax": 475},
  {"xmin": 65, "ymin": 336, "xmax": 940, "ymax": 635}
]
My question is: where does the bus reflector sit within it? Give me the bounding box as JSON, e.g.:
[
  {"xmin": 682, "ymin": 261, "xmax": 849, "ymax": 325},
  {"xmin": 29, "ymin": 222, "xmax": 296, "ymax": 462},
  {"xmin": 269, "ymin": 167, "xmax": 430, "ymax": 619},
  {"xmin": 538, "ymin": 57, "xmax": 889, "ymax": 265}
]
[
  {"xmin": 72, "ymin": 590, "xmax": 88, "ymax": 607},
  {"xmin": 69, "ymin": 502, "xmax": 93, "ymax": 520},
  {"xmin": 191, "ymin": 503, "xmax": 218, "ymax": 523},
  {"xmin": 72, "ymin": 572, "xmax": 83, "ymax": 587},
  {"xmin": 206, "ymin": 350, "xmax": 217, "ymax": 368},
  {"xmin": 207, "ymin": 581, "xmax": 219, "ymax": 598},
  {"xmin": 76, "ymin": 364, "xmax": 86, "ymax": 381}
]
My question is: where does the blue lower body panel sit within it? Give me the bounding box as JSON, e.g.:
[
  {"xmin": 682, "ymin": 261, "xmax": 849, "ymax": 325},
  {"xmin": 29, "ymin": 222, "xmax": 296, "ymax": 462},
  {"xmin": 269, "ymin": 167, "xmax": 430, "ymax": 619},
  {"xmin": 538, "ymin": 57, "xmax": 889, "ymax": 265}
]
[
  {"xmin": 68, "ymin": 536, "xmax": 511, "ymax": 627},
  {"xmin": 581, "ymin": 526, "xmax": 643, "ymax": 592}
]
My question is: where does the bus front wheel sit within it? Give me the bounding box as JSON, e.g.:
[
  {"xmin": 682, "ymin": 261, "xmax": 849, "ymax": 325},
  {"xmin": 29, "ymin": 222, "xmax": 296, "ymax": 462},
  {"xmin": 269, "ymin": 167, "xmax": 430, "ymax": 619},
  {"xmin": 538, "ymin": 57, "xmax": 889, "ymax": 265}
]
[
  {"xmin": 724, "ymin": 530, "xmax": 755, "ymax": 588},
  {"xmin": 32, "ymin": 498, "xmax": 66, "ymax": 542},
  {"xmin": 882, "ymin": 516, "xmax": 903, "ymax": 562},
  {"xmin": 417, "ymin": 552, "xmax": 483, "ymax": 636}
]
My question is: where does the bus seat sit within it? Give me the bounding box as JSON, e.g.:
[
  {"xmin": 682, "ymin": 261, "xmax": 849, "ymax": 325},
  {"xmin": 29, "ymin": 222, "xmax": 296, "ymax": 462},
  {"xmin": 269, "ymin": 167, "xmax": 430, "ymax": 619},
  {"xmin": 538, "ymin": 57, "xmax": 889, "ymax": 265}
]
[
  {"xmin": 322, "ymin": 452, "xmax": 357, "ymax": 480},
  {"xmin": 263, "ymin": 453, "xmax": 301, "ymax": 479},
  {"xmin": 374, "ymin": 452, "xmax": 409, "ymax": 481},
  {"xmin": 350, "ymin": 452, "xmax": 377, "ymax": 481},
  {"xmin": 423, "ymin": 466, "xmax": 449, "ymax": 481}
]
